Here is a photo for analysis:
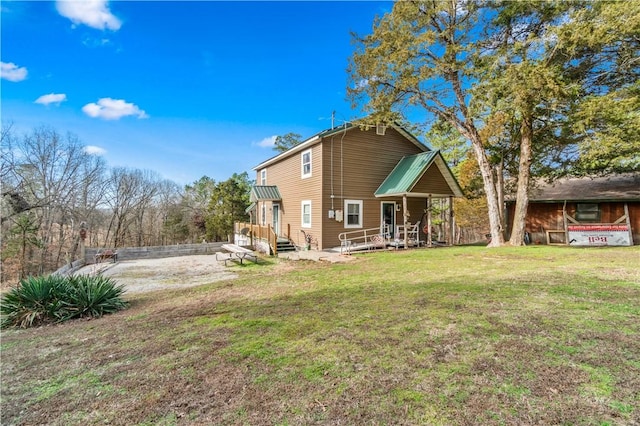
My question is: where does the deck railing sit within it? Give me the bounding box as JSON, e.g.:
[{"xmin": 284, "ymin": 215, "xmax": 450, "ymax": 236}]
[{"xmin": 235, "ymin": 222, "xmax": 290, "ymax": 255}]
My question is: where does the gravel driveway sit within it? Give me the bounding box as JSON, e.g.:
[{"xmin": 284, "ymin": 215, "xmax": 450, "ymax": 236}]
[{"xmin": 75, "ymin": 255, "xmax": 237, "ymax": 294}]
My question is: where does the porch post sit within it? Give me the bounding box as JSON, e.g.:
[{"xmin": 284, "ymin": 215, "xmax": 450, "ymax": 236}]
[
  {"xmin": 258, "ymin": 201, "xmax": 263, "ymax": 240},
  {"xmin": 448, "ymin": 196, "xmax": 454, "ymax": 246},
  {"xmin": 427, "ymin": 195, "xmax": 432, "ymax": 248},
  {"xmin": 403, "ymin": 194, "xmax": 408, "ymax": 249},
  {"xmin": 624, "ymin": 203, "xmax": 634, "ymax": 245}
]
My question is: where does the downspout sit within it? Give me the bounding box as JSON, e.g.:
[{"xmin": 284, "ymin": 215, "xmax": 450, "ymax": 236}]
[
  {"xmin": 448, "ymin": 195, "xmax": 454, "ymax": 246},
  {"xmin": 427, "ymin": 195, "xmax": 432, "ymax": 248}
]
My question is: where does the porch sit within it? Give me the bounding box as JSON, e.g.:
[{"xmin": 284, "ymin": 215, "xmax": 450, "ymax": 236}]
[{"xmin": 233, "ymin": 222, "xmax": 297, "ymax": 255}]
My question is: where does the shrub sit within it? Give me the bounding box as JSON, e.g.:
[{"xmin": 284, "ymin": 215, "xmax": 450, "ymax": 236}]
[
  {"xmin": 64, "ymin": 275, "xmax": 128, "ymax": 320},
  {"xmin": 1, "ymin": 275, "xmax": 127, "ymax": 328}
]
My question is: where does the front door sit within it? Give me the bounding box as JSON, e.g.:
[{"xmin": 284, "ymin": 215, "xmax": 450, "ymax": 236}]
[
  {"xmin": 272, "ymin": 203, "xmax": 280, "ymax": 236},
  {"xmin": 381, "ymin": 202, "xmax": 396, "ymax": 239}
]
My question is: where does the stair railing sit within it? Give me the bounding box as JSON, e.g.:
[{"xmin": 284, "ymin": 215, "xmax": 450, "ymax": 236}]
[{"xmin": 235, "ymin": 222, "xmax": 278, "ymax": 255}]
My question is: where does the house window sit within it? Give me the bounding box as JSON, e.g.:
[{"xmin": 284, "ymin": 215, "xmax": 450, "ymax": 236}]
[
  {"xmin": 301, "ymin": 200, "xmax": 312, "ymax": 228},
  {"xmin": 261, "ymin": 204, "xmax": 267, "ymax": 226},
  {"xmin": 575, "ymin": 203, "xmax": 600, "ymax": 222},
  {"xmin": 301, "ymin": 149, "xmax": 312, "ymax": 178},
  {"xmin": 344, "ymin": 200, "xmax": 363, "ymax": 228},
  {"xmin": 260, "ymin": 169, "xmax": 267, "ymax": 185}
]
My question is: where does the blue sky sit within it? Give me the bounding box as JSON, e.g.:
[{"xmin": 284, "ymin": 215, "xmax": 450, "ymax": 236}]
[{"xmin": 1, "ymin": 1, "xmax": 392, "ymax": 185}]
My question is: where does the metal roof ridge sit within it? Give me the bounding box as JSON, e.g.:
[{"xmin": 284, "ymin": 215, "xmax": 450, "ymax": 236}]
[{"xmin": 253, "ymin": 118, "xmax": 430, "ymax": 171}]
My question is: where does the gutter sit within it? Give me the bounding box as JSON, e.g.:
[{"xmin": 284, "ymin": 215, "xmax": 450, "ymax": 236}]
[{"xmin": 253, "ymin": 135, "xmax": 321, "ymax": 170}]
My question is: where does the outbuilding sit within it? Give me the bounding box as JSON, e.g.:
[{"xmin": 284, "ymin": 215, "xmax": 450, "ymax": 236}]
[{"xmin": 505, "ymin": 174, "xmax": 640, "ymax": 246}]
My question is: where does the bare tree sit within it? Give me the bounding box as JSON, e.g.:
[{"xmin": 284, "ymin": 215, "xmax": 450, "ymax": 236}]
[
  {"xmin": 1, "ymin": 126, "xmax": 107, "ymax": 277},
  {"xmin": 103, "ymin": 168, "xmax": 164, "ymax": 248}
]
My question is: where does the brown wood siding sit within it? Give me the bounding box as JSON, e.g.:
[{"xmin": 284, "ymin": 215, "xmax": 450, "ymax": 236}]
[
  {"xmin": 260, "ymin": 144, "xmax": 323, "ymax": 248},
  {"xmin": 506, "ymin": 201, "xmax": 640, "ymax": 245},
  {"xmin": 412, "ymin": 164, "xmax": 455, "ymax": 195},
  {"xmin": 321, "ymin": 127, "xmax": 426, "ymax": 248}
]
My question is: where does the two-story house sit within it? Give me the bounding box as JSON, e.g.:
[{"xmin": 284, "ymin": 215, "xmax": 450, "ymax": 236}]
[{"xmin": 246, "ymin": 121, "xmax": 464, "ymax": 252}]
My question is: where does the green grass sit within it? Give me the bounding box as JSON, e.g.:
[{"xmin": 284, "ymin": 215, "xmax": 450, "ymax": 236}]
[{"xmin": 1, "ymin": 245, "xmax": 639, "ymax": 425}]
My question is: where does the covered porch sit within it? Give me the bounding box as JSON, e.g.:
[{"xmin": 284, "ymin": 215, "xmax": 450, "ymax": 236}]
[
  {"xmin": 241, "ymin": 185, "xmax": 293, "ymax": 255},
  {"xmin": 376, "ymin": 151, "xmax": 464, "ymax": 249},
  {"xmin": 337, "ymin": 151, "xmax": 464, "ymax": 252}
]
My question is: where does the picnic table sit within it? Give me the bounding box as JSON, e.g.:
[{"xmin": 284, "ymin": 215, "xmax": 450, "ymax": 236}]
[
  {"xmin": 216, "ymin": 244, "xmax": 259, "ymax": 266},
  {"xmin": 95, "ymin": 249, "xmax": 118, "ymax": 263}
]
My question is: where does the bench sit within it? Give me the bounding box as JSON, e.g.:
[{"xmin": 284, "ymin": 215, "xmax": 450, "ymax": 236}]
[
  {"xmin": 217, "ymin": 244, "xmax": 259, "ymax": 266},
  {"xmin": 95, "ymin": 249, "xmax": 118, "ymax": 263}
]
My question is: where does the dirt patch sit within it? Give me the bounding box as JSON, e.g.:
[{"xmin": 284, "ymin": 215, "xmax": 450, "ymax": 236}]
[{"xmin": 75, "ymin": 255, "xmax": 237, "ymax": 294}]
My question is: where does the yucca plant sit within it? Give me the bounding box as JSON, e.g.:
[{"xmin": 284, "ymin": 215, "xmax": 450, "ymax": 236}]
[
  {"xmin": 0, "ymin": 275, "xmax": 69, "ymax": 328},
  {"xmin": 0, "ymin": 274, "xmax": 128, "ymax": 328},
  {"xmin": 64, "ymin": 275, "xmax": 128, "ymax": 320}
]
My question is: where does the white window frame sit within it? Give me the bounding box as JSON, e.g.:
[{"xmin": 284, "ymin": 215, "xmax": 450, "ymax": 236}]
[
  {"xmin": 260, "ymin": 169, "xmax": 267, "ymax": 185},
  {"xmin": 261, "ymin": 204, "xmax": 267, "ymax": 226},
  {"xmin": 344, "ymin": 200, "xmax": 363, "ymax": 229},
  {"xmin": 301, "ymin": 200, "xmax": 312, "ymax": 228},
  {"xmin": 301, "ymin": 149, "xmax": 312, "ymax": 179}
]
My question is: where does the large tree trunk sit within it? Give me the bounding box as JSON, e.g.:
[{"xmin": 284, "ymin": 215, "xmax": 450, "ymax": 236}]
[
  {"xmin": 495, "ymin": 160, "xmax": 505, "ymax": 230},
  {"xmin": 468, "ymin": 133, "xmax": 505, "ymax": 247},
  {"xmin": 509, "ymin": 115, "xmax": 533, "ymax": 246}
]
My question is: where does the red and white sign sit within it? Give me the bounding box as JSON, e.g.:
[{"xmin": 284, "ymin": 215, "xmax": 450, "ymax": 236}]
[{"xmin": 568, "ymin": 224, "xmax": 632, "ymax": 246}]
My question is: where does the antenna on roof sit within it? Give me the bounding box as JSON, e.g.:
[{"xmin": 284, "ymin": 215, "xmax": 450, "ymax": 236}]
[{"xmin": 331, "ymin": 111, "xmax": 335, "ymax": 130}]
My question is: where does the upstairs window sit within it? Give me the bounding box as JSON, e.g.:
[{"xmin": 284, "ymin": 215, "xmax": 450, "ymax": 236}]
[
  {"xmin": 575, "ymin": 203, "xmax": 600, "ymax": 222},
  {"xmin": 301, "ymin": 149, "xmax": 312, "ymax": 178},
  {"xmin": 260, "ymin": 169, "xmax": 267, "ymax": 185}
]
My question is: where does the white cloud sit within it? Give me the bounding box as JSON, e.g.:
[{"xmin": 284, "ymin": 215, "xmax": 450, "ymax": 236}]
[
  {"xmin": 1, "ymin": 61, "xmax": 28, "ymax": 82},
  {"xmin": 56, "ymin": 0, "xmax": 122, "ymax": 31},
  {"xmin": 82, "ymin": 98, "xmax": 148, "ymax": 120},
  {"xmin": 82, "ymin": 35, "xmax": 112, "ymax": 48},
  {"xmin": 84, "ymin": 145, "xmax": 107, "ymax": 155},
  {"xmin": 34, "ymin": 93, "xmax": 67, "ymax": 106},
  {"xmin": 354, "ymin": 75, "xmax": 381, "ymax": 90},
  {"xmin": 254, "ymin": 135, "xmax": 277, "ymax": 148}
]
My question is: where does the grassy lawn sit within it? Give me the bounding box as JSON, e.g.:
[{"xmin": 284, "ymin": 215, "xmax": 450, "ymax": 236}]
[{"xmin": 1, "ymin": 245, "xmax": 639, "ymax": 425}]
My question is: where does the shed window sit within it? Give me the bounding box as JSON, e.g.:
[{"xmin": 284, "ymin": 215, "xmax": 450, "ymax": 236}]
[
  {"xmin": 301, "ymin": 149, "xmax": 312, "ymax": 178},
  {"xmin": 575, "ymin": 203, "xmax": 600, "ymax": 222}
]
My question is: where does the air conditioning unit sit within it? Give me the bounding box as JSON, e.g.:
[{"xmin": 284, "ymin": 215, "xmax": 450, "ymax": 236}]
[{"xmin": 376, "ymin": 124, "xmax": 386, "ymax": 135}]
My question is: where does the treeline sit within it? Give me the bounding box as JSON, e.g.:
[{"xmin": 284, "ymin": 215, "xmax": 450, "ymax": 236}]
[
  {"xmin": 1, "ymin": 125, "xmax": 251, "ymax": 284},
  {"xmin": 349, "ymin": 0, "xmax": 640, "ymax": 246}
]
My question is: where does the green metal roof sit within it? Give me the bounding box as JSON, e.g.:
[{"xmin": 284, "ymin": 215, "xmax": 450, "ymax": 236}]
[
  {"xmin": 250, "ymin": 185, "xmax": 282, "ymax": 202},
  {"xmin": 375, "ymin": 151, "xmax": 464, "ymax": 197}
]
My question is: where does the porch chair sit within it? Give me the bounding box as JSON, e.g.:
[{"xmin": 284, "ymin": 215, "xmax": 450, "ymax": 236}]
[
  {"xmin": 368, "ymin": 234, "xmax": 386, "ymax": 251},
  {"xmin": 396, "ymin": 222, "xmax": 421, "ymax": 247}
]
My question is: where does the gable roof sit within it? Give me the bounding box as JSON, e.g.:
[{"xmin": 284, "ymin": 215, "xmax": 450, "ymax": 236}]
[
  {"xmin": 250, "ymin": 185, "xmax": 282, "ymax": 202},
  {"xmin": 375, "ymin": 151, "xmax": 464, "ymax": 198},
  {"xmin": 253, "ymin": 121, "xmax": 429, "ymax": 171},
  {"xmin": 526, "ymin": 173, "xmax": 640, "ymax": 202}
]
